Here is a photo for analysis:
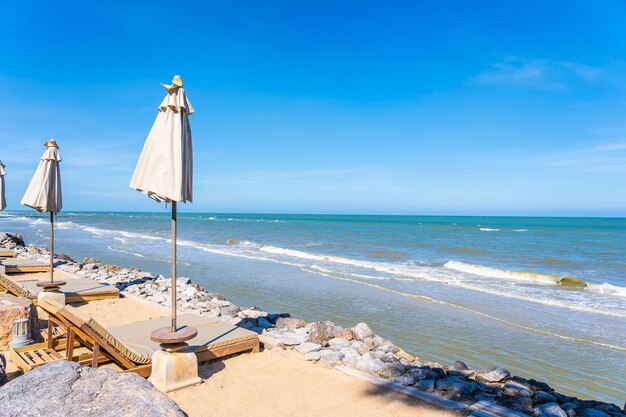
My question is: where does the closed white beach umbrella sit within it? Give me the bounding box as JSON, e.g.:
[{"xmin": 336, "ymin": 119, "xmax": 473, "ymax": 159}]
[
  {"xmin": 0, "ymin": 161, "xmax": 6, "ymax": 211},
  {"xmin": 130, "ymin": 75, "xmax": 195, "ymax": 340},
  {"xmin": 20, "ymin": 139, "xmax": 64, "ymax": 287},
  {"xmin": 130, "ymin": 75, "xmax": 194, "ymax": 203}
]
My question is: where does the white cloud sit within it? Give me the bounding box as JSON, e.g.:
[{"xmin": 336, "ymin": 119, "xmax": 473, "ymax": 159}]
[
  {"xmin": 544, "ymin": 142, "xmax": 626, "ymax": 171},
  {"xmin": 473, "ymin": 56, "xmax": 602, "ymax": 91}
]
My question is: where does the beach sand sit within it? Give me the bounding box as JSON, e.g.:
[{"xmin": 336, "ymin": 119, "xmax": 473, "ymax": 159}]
[
  {"xmin": 172, "ymin": 349, "xmax": 454, "ymax": 417},
  {"xmin": 72, "ymin": 295, "xmax": 456, "ymax": 417}
]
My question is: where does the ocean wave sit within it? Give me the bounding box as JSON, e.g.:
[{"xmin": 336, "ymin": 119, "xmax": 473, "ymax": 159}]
[
  {"xmin": 443, "ymin": 261, "xmax": 626, "ymax": 299},
  {"xmin": 586, "ymin": 283, "xmax": 626, "ymax": 298},
  {"xmin": 107, "ymin": 245, "xmax": 146, "ymax": 258},
  {"xmin": 306, "ymin": 266, "xmax": 626, "ymax": 350},
  {"xmin": 206, "ymin": 217, "xmax": 286, "ymax": 223},
  {"xmin": 540, "ymin": 257, "xmax": 572, "ymax": 266},
  {"xmin": 56, "ymin": 221, "xmax": 79, "ymax": 230},
  {"xmin": 512, "ymin": 229, "xmax": 528, "ymax": 232},
  {"xmin": 479, "ymin": 228, "xmax": 500, "ymax": 231},
  {"xmin": 442, "ymin": 246, "xmax": 489, "ymax": 255},
  {"xmin": 444, "ymin": 261, "xmax": 588, "ymax": 287},
  {"xmin": 258, "ymin": 247, "xmax": 626, "ymax": 303}
]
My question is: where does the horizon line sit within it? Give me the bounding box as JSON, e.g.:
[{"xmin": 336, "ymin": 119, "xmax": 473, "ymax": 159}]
[{"xmin": 2, "ymin": 209, "xmax": 626, "ymax": 220}]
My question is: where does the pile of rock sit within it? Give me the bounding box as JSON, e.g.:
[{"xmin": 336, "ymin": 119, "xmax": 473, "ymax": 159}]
[
  {"xmin": 4, "ymin": 232, "xmax": 625, "ymax": 417},
  {"xmin": 0, "ymin": 232, "xmax": 25, "ymax": 249}
]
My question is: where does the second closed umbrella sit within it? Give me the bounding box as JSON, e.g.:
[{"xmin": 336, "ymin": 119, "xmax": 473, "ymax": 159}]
[{"xmin": 21, "ymin": 139, "xmax": 63, "ymax": 286}]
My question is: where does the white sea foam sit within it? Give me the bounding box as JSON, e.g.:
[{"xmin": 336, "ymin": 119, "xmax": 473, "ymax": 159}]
[
  {"xmin": 107, "ymin": 245, "xmax": 146, "ymax": 258},
  {"xmin": 512, "ymin": 229, "xmax": 529, "ymax": 232},
  {"xmin": 479, "ymin": 228, "xmax": 500, "ymax": 231},
  {"xmin": 586, "ymin": 283, "xmax": 626, "ymax": 298},
  {"xmin": 444, "ymin": 260, "xmax": 587, "ymax": 286}
]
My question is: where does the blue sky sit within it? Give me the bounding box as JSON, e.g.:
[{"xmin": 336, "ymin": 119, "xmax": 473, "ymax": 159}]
[{"xmin": 1, "ymin": 1, "xmax": 626, "ymax": 215}]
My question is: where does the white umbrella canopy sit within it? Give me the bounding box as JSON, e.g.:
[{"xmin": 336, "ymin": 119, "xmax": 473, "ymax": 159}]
[
  {"xmin": 21, "ymin": 139, "xmax": 63, "ymax": 286},
  {"xmin": 130, "ymin": 76, "xmax": 194, "ymax": 204},
  {"xmin": 0, "ymin": 160, "xmax": 6, "ymax": 211},
  {"xmin": 21, "ymin": 141, "xmax": 63, "ymax": 213},
  {"xmin": 130, "ymin": 75, "xmax": 195, "ymax": 339}
]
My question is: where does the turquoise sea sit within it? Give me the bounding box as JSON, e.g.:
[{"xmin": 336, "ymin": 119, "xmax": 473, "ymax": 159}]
[{"xmin": 1, "ymin": 212, "xmax": 625, "ymax": 404}]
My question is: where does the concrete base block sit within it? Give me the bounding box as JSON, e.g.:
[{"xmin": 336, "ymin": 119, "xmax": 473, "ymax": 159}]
[
  {"xmin": 38, "ymin": 290, "xmax": 66, "ymax": 306},
  {"xmin": 148, "ymin": 348, "xmax": 202, "ymax": 393}
]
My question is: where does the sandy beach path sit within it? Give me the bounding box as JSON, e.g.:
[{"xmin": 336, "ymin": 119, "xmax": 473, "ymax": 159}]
[{"xmin": 171, "ymin": 349, "xmax": 456, "ymax": 417}]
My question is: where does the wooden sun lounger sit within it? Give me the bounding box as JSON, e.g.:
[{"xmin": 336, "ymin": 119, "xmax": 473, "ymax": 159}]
[
  {"xmin": 0, "ymin": 272, "xmax": 120, "ymax": 304},
  {"xmin": 0, "ymin": 249, "xmax": 16, "ymax": 258},
  {"xmin": 1, "ymin": 258, "xmax": 49, "ymax": 273},
  {"xmin": 11, "ymin": 298, "xmax": 260, "ymax": 376}
]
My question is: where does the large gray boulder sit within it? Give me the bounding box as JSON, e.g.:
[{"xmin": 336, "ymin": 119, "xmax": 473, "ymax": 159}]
[
  {"xmin": 475, "ymin": 367, "xmax": 511, "ymax": 383},
  {"xmin": 0, "ymin": 361, "xmax": 187, "ymax": 417},
  {"xmin": 351, "ymin": 323, "xmax": 374, "ymax": 340},
  {"xmin": 0, "ymin": 353, "xmax": 7, "ymax": 387},
  {"xmin": 577, "ymin": 409, "xmax": 611, "ymax": 417},
  {"xmin": 534, "ymin": 402, "xmax": 567, "ymax": 417},
  {"xmin": 307, "ymin": 321, "xmax": 336, "ymax": 344},
  {"xmin": 356, "ymin": 353, "xmax": 384, "ymax": 373},
  {"xmin": 435, "ymin": 376, "xmax": 476, "ymax": 396},
  {"xmin": 378, "ymin": 361, "xmax": 407, "ymax": 379},
  {"xmin": 275, "ymin": 317, "xmax": 307, "ymax": 330}
]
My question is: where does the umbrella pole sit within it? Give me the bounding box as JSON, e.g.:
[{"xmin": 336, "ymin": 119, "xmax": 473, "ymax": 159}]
[
  {"xmin": 50, "ymin": 212, "xmax": 54, "ymax": 283},
  {"xmin": 171, "ymin": 202, "xmax": 177, "ymax": 333}
]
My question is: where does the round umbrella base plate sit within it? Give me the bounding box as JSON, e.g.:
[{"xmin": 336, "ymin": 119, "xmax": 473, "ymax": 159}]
[
  {"xmin": 36, "ymin": 281, "xmax": 66, "ymax": 291},
  {"xmin": 150, "ymin": 326, "xmax": 198, "ymax": 345}
]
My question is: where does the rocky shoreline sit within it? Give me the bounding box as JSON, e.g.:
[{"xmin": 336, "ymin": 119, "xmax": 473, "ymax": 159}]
[{"xmin": 1, "ymin": 232, "xmax": 625, "ymax": 417}]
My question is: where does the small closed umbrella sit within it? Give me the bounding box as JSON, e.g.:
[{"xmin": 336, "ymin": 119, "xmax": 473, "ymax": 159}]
[
  {"xmin": 0, "ymin": 161, "xmax": 6, "ymax": 211},
  {"xmin": 21, "ymin": 139, "xmax": 64, "ymax": 287},
  {"xmin": 130, "ymin": 75, "xmax": 195, "ymax": 342}
]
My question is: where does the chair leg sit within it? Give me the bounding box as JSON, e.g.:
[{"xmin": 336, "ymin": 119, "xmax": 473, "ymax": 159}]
[
  {"xmin": 66, "ymin": 329, "xmax": 75, "ymax": 361},
  {"xmin": 92, "ymin": 344, "xmax": 100, "ymax": 368},
  {"xmin": 47, "ymin": 320, "xmax": 53, "ymax": 349}
]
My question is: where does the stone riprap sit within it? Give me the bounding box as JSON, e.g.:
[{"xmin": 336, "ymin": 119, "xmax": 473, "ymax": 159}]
[{"xmin": 2, "ymin": 232, "xmax": 625, "ymax": 417}]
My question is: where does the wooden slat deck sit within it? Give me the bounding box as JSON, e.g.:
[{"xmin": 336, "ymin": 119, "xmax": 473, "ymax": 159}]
[{"xmin": 11, "ymin": 346, "xmax": 64, "ymax": 370}]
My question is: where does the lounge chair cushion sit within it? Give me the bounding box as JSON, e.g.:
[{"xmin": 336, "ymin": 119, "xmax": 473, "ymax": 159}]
[
  {"xmin": 0, "ymin": 273, "xmax": 35, "ymax": 298},
  {"xmin": 0, "ymin": 275, "xmax": 119, "ymax": 300},
  {"xmin": 60, "ymin": 306, "xmax": 257, "ymax": 365},
  {"xmin": 1, "ymin": 258, "xmax": 47, "ymax": 268},
  {"xmin": 20, "ymin": 279, "xmax": 119, "ymax": 298},
  {"xmin": 108, "ymin": 318, "xmax": 258, "ymax": 359}
]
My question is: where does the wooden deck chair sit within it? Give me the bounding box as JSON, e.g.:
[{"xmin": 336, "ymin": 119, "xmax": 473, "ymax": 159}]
[
  {"xmin": 10, "ymin": 297, "xmax": 108, "ymax": 372},
  {"xmin": 12, "ymin": 298, "xmax": 260, "ymax": 377},
  {"xmin": 0, "ymin": 272, "xmax": 120, "ymax": 304},
  {"xmin": 0, "ymin": 249, "xmax": 16, "ymax": 258},
  {"xmin": 1, "ymin": 258, "xmax": 49, "ymax": 273}
]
